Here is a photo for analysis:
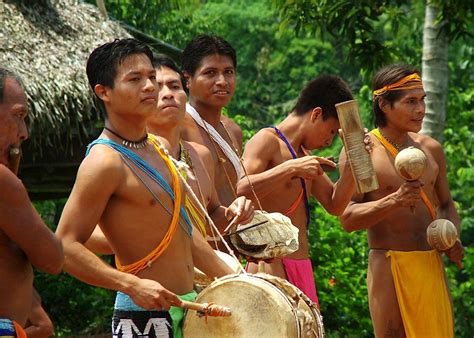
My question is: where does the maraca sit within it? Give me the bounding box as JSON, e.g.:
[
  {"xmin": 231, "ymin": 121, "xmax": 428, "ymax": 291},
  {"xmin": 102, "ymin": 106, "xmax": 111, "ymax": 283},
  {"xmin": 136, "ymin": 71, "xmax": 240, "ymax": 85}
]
[
  {"xmin": 394, "ymin": 146, "xmax": 427, "ymax": 212},
  {"xmin": 427, "ymin": 219, "xmax": 463, "ymax": 269}
]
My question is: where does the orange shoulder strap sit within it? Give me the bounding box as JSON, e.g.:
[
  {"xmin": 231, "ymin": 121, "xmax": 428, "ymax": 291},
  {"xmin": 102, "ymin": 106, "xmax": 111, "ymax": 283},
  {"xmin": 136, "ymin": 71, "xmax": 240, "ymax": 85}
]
[
  {"xmin": 371, "ymin": 129, "xmax": 436, "ymax": 220},
  {"xmin": 115, "ymin": 135, "xmax": 182, "ymax": 275},
  {"xmin": 284, "ymin": 189, "xmax": 304, "ymax": 217}
]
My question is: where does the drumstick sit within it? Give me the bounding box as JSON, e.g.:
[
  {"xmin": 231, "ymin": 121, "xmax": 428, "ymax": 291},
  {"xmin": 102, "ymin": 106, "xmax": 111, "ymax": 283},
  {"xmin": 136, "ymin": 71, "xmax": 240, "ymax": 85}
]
[
  {"xmin": 222, "ymin": 214, "xmax": 240, "ymax": 234},
  {"xmin": 225, "ymin": 220, "xmax": 269, "ymax": 236},
  {"xmin": 180, "ymin": 300, "xmax": 232, "ymax": 317}
]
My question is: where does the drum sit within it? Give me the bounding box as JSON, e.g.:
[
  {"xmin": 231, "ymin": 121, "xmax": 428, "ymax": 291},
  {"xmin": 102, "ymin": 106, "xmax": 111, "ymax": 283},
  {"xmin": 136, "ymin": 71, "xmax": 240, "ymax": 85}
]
[
  {"xmin": 194, "ymin": 251, "xmax": 243, "ymax": 291},
  {"xmin": 183, "ymin": 273, "xmax": 324, "ymax": 337}
]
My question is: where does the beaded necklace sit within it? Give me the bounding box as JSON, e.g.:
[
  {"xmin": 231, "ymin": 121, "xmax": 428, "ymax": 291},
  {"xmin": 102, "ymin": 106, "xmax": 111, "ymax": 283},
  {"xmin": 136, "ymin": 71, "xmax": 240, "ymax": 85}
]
[{"xmin": 104, "ymin": 127, "xmax": 148, "ymax": 149}]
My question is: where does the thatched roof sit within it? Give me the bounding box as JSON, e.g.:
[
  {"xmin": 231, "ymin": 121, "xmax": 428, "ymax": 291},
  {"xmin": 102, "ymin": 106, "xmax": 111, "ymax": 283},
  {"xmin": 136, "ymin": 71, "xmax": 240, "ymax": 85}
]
[
  {"xmin": 1, "ymin": 0, "xmax": 182, "ymax": 200},
  {"xmin": 0, "ymin": 0, "xmax": 179, "ymax": 155}
]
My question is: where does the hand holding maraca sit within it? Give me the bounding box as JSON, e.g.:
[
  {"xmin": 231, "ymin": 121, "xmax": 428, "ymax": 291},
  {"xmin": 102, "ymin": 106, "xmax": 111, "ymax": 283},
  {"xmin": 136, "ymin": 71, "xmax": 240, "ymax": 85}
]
[
  {"xmin": 427, "ymin": 219, "xmax": 464, "ymax": 269},
  {"xmin": 394, "ymin": 146, "xmax": 427, "ymax": 213}
]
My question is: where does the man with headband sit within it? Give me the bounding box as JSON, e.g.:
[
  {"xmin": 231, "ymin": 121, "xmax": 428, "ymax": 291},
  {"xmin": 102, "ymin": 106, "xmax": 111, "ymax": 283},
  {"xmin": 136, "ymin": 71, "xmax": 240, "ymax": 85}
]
[
  {"xmin": 340, "ymin": 64, "xmax": 463, "ymax": 337},
  {"xmin": 0, "ymin": 68, "xmax": 63, "ymax": 336}
]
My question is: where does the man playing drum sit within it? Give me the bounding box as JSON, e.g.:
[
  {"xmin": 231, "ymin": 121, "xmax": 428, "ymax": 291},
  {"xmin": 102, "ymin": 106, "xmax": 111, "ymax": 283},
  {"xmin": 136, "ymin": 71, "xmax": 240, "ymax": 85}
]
[
  {"xmin": 0, "ymin": 68, "xmax": 63, "ymax": 336},
  {"xmin": 237, "ymin": 75, "xmax": 363, "ymax": 306},
  {"xmin": 339, "ymin": 64, "xmax": 464, "ymax": 337},
  {"xmin": 56, "ymin": 39, "xmax": 234, "ymax": 338}
]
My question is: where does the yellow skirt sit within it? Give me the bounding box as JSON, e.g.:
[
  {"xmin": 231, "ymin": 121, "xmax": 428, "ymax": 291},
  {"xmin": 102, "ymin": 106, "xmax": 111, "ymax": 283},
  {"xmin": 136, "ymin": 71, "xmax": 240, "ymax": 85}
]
[{"xmin": 387, "ymin": 250, "xmax": 453, "ymax": 338}]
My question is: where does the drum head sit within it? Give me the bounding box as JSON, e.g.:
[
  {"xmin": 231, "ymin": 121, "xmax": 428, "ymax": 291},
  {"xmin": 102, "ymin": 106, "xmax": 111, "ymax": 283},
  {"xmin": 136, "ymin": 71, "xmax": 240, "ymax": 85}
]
[{"xmin": 183, "ymin": 274, "xmax": 317, "ymax": 337}]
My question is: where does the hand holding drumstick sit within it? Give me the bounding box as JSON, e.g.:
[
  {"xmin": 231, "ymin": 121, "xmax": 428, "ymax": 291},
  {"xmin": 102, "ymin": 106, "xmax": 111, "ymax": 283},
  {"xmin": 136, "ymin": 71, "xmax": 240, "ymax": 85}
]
[{"xmin": 180, "ymin": 300, "xmax": 232, "ymax": 317}]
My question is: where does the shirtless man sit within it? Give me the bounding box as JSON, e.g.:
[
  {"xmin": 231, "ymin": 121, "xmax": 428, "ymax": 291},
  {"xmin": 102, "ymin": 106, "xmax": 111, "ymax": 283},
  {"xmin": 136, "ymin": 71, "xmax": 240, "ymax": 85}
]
[
  {"xmin": 55, "ymin": 39, "xmax": 233, "ymax": 338},
  {"xmin": 237, "ymin": 75, "xmax": 359, "ymax": 305},
  {"xmin": 148, "ymin": 54, "xmax": 253, "ymax": 237},
  {"xmin": 340, "ymin": 64, "xmax": 464, "ymax": 337},
  {"xmin": 180, "ymin": 35, "xmax": 242, "ymax": 209},
  {"xmin": 0, "ymin": 68, "xmax": 63, "ymax": 336}
]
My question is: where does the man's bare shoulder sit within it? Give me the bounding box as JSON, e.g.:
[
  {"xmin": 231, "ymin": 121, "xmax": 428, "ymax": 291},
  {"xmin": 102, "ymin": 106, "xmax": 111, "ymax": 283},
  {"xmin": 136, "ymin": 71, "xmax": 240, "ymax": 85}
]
[
  {"xmin": 221, "ymin": 114, "xmax": 242, "ymax": 132},
  {"xmin": 183, "ymin": 140, "xmax": 214, "ymax": 181},
  {"xmin": 221, "ymin": 115, "xmax": 243, "ymax": 141},
  {"xmin": 184, "ymin": 140, "xmax": 212, "ymax": 160},
  {"xmin": 245, "ymin": 128, "xmax": 279, "ymax": 151},
  {"xmin": 76, "ymin": 142, "xmax": 126, "ymax": 184},
  {"xmin": 412, "ymin": 132, "xmax": 443, "ymax": 152},
  {"xmin": 0, "ymin": 164, "xmax": 28, "ymax": 205}
]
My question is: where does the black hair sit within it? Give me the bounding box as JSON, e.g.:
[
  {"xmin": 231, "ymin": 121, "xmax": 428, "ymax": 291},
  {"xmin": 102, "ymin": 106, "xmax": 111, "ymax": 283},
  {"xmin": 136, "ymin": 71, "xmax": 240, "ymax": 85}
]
[
  {"xmin": 152, "ymin": 53, "xmax": 187, "ymax": 91},
  {"xmin": 182, "ymin": 35, "xmax": 236, "ymax": 76},
  {"xmin": 292, "ymin": 75, "xmax": 353, "ymax": 120},
  {"xmin": 86, "ymin": 38, "xmax": 154, "ymax": 118}
]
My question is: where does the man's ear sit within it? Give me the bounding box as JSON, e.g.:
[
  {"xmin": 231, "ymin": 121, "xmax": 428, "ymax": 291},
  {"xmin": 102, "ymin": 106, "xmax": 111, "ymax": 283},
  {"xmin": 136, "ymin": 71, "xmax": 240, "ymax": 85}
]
[
  {"xmin": 378, "ymin": 98, "xmax": 388, "ymax": 113},
  {"xmin": 310, "ymin": 107, "xmax": 322, "ymax": 122},
  {"xmin": 183, "ymin": 71, "xmax": 191, "ymax": 90},
  {"xmin": 94, "ymin": 84, "xmax": 109, "ymax": 103}
]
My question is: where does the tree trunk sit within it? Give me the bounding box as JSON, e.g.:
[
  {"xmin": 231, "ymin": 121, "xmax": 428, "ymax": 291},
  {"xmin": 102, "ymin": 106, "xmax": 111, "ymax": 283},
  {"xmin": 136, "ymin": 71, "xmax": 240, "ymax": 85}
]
[{"xmin": 421, "ymin": 2, "xmax": 449, "ymax": 142}]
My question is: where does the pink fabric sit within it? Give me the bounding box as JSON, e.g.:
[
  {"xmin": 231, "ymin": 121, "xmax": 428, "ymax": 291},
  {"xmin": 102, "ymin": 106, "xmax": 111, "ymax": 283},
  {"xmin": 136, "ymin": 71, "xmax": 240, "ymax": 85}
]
[{"xmin": 282, "ymin": 258, "xmax": 319, "ymax": 308}]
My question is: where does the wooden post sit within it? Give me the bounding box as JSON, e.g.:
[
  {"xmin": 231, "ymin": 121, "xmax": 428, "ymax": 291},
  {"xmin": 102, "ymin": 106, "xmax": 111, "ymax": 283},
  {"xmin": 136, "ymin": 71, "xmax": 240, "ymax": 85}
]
[{"xmin": 335, "ymin": 100, "xmax": 379, "ymax": 194}]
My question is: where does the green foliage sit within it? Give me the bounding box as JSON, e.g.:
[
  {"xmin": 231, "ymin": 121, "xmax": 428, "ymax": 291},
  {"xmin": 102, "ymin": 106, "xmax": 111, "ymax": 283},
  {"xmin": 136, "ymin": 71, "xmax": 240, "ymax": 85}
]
[
  {"xmin": 310, "ymin": 204, "xmax": 372, "ymax": 336},
  {"xmin": 443, "ymin": 45, "xmax": 474, "ymax": 337}
]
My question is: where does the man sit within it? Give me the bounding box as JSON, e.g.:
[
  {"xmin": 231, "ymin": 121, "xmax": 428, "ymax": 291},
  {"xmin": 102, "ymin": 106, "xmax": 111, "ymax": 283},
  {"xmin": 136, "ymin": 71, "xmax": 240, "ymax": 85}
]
[
  {"xmin": 340, "ymin": 64, "xmax": 464, "ymax": 337},
  {"xmin": 148, "ymin": 54, "xmax": 253, "ymax": 237},
  {"xmin": 180, "ymin": 35, "xmax": 242, "ymax": 209},
  {"xmin": 237, "ymin": 75, "xmax": 360, "ymax": 306},
  {"xmin": 56, "ymin": 39, "xmax": 233, "ymax": 338},
  {"xmin": 0, "ymin": 68, "xmax": 63, "ymax": 336}
]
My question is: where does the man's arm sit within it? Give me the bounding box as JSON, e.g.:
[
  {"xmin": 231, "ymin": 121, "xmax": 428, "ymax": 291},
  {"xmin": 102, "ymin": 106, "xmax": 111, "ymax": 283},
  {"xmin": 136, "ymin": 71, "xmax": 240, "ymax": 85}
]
[
  {"xmin": 310, "ymin": 153, "xmax": 356, "ymax": 216},
  {"xmin": 338, "ymin": 147, "xmax": 423, "ymax": 232},
  {"xmin": 191, "ymin": 227, "xmax": 235, "ymax": 278},
  {"xmin": 24, "ymin": 289, "xmax": 54, "ymax": 338},
  {"xmin": 0, "ymin": 165, "xmax": 63, "ymax": 274},
  {"xmin": 85, "ymin": 226, "xmax": 114, "ymax": 255},
  {"xmin": 56, "ymin": 148, "xmax": 179, "ymax": 310},
  {"xmin": 237, "ymin": 130, "xmax": 333, "ymax": 201},
  {"xmin": 428, "ymin": 138, "xmax": 464, "ymax": 263}
]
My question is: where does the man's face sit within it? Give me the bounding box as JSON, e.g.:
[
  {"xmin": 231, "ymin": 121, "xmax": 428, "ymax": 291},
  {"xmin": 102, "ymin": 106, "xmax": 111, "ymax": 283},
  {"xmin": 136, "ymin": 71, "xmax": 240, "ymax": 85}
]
[
  {"xmin": 149, "ymin": 66, "xmax": 187, "ymax": 128},
  {"xmin": 186, "ymin": 54, "xmax": 236, "ymax": 109},
  {"xmin": 99, "ymin": 53, "xmax": 157, "ymax": 119},
  {"xmin": 0, "ymin": 77, "xmax": 28, "ymax": 166},
  {"xmin": 309, "ymin": 116, "xmax": 340, "ymax": 150},
  {"xmin": 383, "ymin": 88, "xmax": 426, "ymax": 132}
]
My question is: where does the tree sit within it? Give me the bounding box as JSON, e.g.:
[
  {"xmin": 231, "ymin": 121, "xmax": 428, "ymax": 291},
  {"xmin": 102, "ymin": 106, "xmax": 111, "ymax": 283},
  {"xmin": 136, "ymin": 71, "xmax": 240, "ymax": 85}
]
[{"xmin": 273, "ymin": 0, "xmax": 473, "ymax": 141}]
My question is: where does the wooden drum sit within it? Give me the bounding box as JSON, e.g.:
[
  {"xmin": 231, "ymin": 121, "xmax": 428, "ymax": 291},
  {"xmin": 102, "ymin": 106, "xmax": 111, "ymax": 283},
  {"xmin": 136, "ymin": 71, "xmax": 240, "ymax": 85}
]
[{"xmin": 183, "ymin": 273, "xmax": 324, "ymax": 337}]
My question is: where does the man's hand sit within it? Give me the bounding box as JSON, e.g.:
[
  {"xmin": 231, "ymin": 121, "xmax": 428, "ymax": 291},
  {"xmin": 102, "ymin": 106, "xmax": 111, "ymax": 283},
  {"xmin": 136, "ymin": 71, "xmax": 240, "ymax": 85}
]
[
  {"xmin": 225, "ymin": 196, "xmax": 254, "ymax": 225},
  {"xmin": 291, "ymin": 156, "xmax": 336, "ymax": 179},
  {"xmin": 127, "ymin": 278, "xmax": 182, "ymax": 311},
  {"xmin": 394, "ymin": 181, "xmax": 423, "ymax": 208},
  {"xmin": 445, "ymin": 240, "xmax": 464, "ymax": 267}
]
